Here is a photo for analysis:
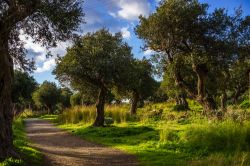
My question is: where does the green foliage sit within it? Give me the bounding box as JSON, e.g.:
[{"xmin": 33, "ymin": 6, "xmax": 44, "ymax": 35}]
[
  {"xmin": 136, "ymin": 0, "xmax": 250, "ymax": 111},
  {"xmin": 58, "ymin": 105, "xmax": 131, "ymax": 124},
  {"xmin": 59, "ymin": 88, "xmax": 72, "ymax": 108},
  {"xmin": 184, "ymin": 121, "xmax": 250, "ymax": 155},
  {"xmin": 32, "ymin": 81, "xmax": 60, "ymax": 112},
  {"xmin": 0, "ymin": 158, "xmax": 24, "ymax": 166},
  {"xmin": 15, "ymin": 109, "xmax": 40, "ymax": 119},
  {"xmin": 172, "ymin": 104, "xmax": 188, "ymax": 111},
  {"xmin": 0, "ymin": 118, "xmax": 42, "ymax": 166},
  {"xmin": 1, "ymin": 0, "xmax": 84, "ymax": 71},
  {"xmin": 50, "ymin": 101, "xmax": 250, "ymax": 166},
  {"xmin": 12, "ymin": 70, "xmax": 38, "ymax": 107},
  {"xmin": 104, "ymin": 117, "xmax": 114, "ymax": 126},
  {"xmin": 240, "ymin": 100, "xmax": 250, "ymax": 109},
  {"xmin": 70, "ymin": 93, "xmax": 82, "ymax": 106},
  {"xmin": 54, "ymin": 29, "xmax": 133, "ymax": 93}
]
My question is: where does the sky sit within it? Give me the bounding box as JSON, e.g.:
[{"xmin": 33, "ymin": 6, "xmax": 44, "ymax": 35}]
[{"xmin": 25, "ymin": 0, "xmax": 250, "ymax": 84}]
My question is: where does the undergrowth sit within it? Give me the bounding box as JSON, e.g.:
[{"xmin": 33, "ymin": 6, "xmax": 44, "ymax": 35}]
[
  {"xmin": 47, "ymin": 101, "xmax": 250, "ymax": 166},
  {"xmin": 0, "ymin": 111, "xmax": 42, "ymax": 166}
]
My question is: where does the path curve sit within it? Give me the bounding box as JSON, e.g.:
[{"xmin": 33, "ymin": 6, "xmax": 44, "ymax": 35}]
[{"xmin": 25, "ymin": 119, "xmax": 138, "ymax": 166}]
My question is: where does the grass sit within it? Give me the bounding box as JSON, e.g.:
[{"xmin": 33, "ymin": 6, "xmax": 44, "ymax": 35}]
[
  {"xmin": 57, "ymin": 105, "xmax": 131, "ymax": 124},
  {"xmin": 43, "ymin": 101, "xmax": 250, "ymax": 166},
  {"xmin": 0, "ymin": 111, "xmax": 42, "ymax": 166}
]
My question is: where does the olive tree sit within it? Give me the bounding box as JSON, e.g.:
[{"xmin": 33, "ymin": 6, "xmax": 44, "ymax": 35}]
[
  {"xmin": 12, "ymin": 70, "xmax": 38, "ymax": 110},
  {"xmin": 54, "ymin": 29, "xmax": 133, "ymax": 126},
  {"xmin": 115, "ymin": 59, "xmax": 157, "ymax": 115},
  {"xmin": 136, "ymin": 0, "xmax": 250, "ymax": 112},
  {"xmin": 32, "ymin": 81, "xmax": 60, "ymax": 113},
  {"xmin": 0, "ymin": 0, "xmax": 83, "ymax": 159}
]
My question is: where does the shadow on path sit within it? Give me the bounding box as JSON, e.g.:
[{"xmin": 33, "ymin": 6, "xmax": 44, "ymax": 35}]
[{"xmin": 25, "ymin": 118, "xmax": 138, "ymax": 166}]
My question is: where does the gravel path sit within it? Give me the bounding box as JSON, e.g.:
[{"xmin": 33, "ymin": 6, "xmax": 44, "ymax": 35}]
[{"xmin": 25, "ymin": 119, "xmax": 138, "ymax": 166}]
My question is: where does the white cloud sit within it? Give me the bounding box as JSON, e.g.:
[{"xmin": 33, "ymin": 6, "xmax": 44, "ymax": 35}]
[
  {"xmin": 108, "ymin": 12, "xmax": 117, "ymax": 18},
  {"xmin": 144, "ymin": 49, "xmax": 155, "ymax": 55},
  {"xmin": 121, "ymin": 27, "xmax": 131, "ymax": 39},
  {"xmin": 35, "ymin": 58, "xmax": 56, "ymax": 73},
  {"xmin": 110, "ymin": 0, "xmax": 150, "ymax": 21},
  {"xmin": 35, "ymin": 54, "xmax": 46, "ymax": 63},
  {"xmin": 20, "ymin": 33, "xmax": 70, "ymax": 73}
]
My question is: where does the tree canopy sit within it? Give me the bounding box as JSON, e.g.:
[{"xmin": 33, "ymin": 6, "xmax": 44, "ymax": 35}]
[
  {"xmin": 32, "ymin": 81, "xmax": 60, "ymax": 113},
  {"xmin": 54, "ymin": 29, "xmax": 134, "ymax": 126},
  {"xmin": 12, "ymin": 70, "xmax": 38, "ymax": 108},
  {"xmin": 0, "ymin": 0, "xmax": 84, "ymax": 159},
  {"xmin": 136, "ymin": 0, "xmax": 250, "ymax": 112}
]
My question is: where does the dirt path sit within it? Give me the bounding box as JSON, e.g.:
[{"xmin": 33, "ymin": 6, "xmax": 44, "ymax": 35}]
[{"xmin": 25, "ymin": 119, "xmax": 138, "ymax": 166}]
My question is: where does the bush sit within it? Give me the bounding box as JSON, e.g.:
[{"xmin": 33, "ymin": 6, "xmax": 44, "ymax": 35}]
[
  {"xmin": 172, "ymin": 104, "xmax": 188, "ymax": 111},
  {"xmin": 240, "ymin": 100, "xmax": 250, "ymax": 109},
  {"xmin": 183, "ymin": 120, "xmax": 250, "ymax": 155},
  {"xmin": 104, "ymin": 117, "xmax": 114, "ymax": 126}
]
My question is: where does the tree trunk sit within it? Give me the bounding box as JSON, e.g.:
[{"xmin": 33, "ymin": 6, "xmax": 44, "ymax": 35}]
[
  {"xmin": 93, "ymin": 86, "xmax": 106, "ymax": 127},
  {"xmin": 232, "ymin": 86, "xmax": 247, "ymax": 104},
  {"xmin": 0, "ymin": 38, "xmax": 17, "ymax": 160},
  {"xmin": 180, "ymin": 94, "xmax": 189, "ymax": 110},
  {"xmin": 130, "ymin": 90, "xmax": 139, "ymax": 115},
  {"xmin": 220, "ymin": 92, "xmax": 227, "ymax": 111},
  {"xmin": 193, "ymin": 64, "xmax": 217, "ymax": 112}
]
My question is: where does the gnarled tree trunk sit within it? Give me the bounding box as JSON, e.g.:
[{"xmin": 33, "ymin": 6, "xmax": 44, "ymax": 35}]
[
  {"xmin": 130, "ymin": 90, "xmax": 139, "ymax": 115},
  {"xmin": 93, "ymin": 86, "xmax": 106, "ymax": 127},
  {"xmin": 193, "ymin": 64, "xmax": 217, "ymax": 112},
  {"xmin": 0, "ymin": 37, "xmax": 17, "ymax": 160}
]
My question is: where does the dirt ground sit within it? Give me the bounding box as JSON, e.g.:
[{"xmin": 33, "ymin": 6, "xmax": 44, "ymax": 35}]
[{"xmin": 25, "ymin": 119, "xmax": 138, "ymax": 166}]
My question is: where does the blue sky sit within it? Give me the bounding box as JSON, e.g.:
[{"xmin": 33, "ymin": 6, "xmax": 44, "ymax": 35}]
[{"xmin": 26, "ymin": 0, "xmax": 250, "ymax": 84}]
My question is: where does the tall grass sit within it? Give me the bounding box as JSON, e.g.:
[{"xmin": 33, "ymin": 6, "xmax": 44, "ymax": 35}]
[
  {"xmin": 58, "ymin": 104, "xmax": 131, "ymax": 124},
  {"xmin": 184, "ymin": 120, "xmax": 250, "ymax": 154}
]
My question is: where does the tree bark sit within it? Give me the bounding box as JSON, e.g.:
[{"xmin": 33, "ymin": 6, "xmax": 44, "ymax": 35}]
[
  {"xmin": 0, "ymin": 37, "xmax": 17, "ymax": 160},
  {"xmin": 93, "ymin": 86, "xmax": 106, "ymax": 127},
  {"xmin": 193, "ymin": 64, "xmax": 217, "ymax": 112},
  {"xmin": 232, "ymin": 86, "xmax": 247, "ymax": 104},
  {"xmin": 180, "ymin": 94, "xmax": 189, "ymax": 110},
  {"xmin": 130, "ymin": 90, "xmax": 139, "ymax": 115},
  {"xmin": 220, "ymin": 92, "xmax": 227, "ymax": 111}
]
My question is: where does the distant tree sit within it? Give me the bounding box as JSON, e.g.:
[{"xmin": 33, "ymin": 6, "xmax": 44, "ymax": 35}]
[
  {"xmin": 129, "ymin": 59, "xmax": 158, "ymax": 114},
  {"xmin": 228, "ymin": 61, "xmax": 250, "ymax": 104},
  {"xmin": 148, "ymin": 83, "xmax": 168, "ymax": 103},
  {"xmin": 12, "ymin": 70, "xmax": 38, "ymax": 110},
  {"xmin": 112, "ymin": 58, "xmax": 158, "ymax": 115},
  {"xmin": 0, "ymin": 0, "xmax": 84, "ymax": 159},
  {"xmin": 161, "ymin": 69, "xmax": 189, "ymax": 110},
  {"xmin": 70, "ymin": 92, "xmax": 96, "ymax": 106},
  {"xmin": 54, "ymin": 29, "xmax": 133, "ymax": 126},
  {"xmin": 59, "ymin": 88, "xmax": 72, "ymax": 108},
  {"xmin": 136, "ymin": 0, "xmax": 250, "ymax": 113},
  {"xmin": 32, "ymin": 81, "xmax": 60, "ymax": 114}
]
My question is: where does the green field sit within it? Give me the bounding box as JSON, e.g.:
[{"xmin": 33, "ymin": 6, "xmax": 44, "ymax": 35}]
[{"xmin": 41, "ymin": 102, "xmax": 250, "ymax": 166}]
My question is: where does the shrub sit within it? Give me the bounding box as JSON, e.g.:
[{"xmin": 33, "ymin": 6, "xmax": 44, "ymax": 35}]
[
  {"xmin": 183, "ymin": 120, "xmax": 250, "ymax": 155},
  {"xmin": 240, "ymin": 100, "xmax": 250, "ymax": 109},
  {"xmin": 172, "ymin": 104, "xmax": 188, "ymax": 111},
  {"xmin": 0, "ymin": 158, "xmax": 24, "ymax": 166},
  {"xmin": 104, "ymin": 117, "xmax": 114, "ymax": 126}
]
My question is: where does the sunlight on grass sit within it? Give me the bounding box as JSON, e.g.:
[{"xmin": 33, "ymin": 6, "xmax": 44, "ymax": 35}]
[
  {"xmin": 0, "ymin": 118, "xmax": 42, "ymax": 166},
  {"xmin": 39, "ymin": 101, "xmax": 250, "ymax": 166}
]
